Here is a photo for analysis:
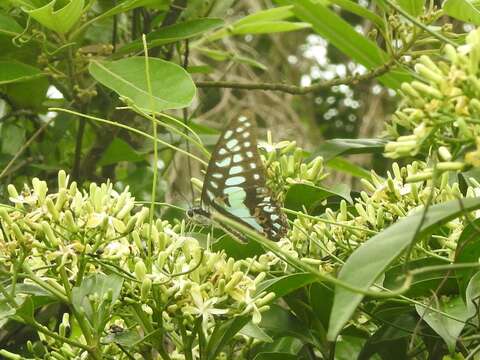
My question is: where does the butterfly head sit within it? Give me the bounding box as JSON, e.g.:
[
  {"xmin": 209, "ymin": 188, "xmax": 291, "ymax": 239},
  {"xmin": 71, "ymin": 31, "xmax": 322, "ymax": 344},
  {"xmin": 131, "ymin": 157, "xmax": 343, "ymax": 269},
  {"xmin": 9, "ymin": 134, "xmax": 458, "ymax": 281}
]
[{"xmin": 186, "ymin": 206, "xmax": 211, "ymax": 226}]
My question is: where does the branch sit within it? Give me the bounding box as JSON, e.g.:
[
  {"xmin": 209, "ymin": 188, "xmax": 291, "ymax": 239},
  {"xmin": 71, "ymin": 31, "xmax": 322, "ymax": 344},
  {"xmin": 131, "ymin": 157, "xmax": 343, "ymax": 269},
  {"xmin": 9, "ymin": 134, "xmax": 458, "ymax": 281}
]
[{"xmin": 195, "ymin": 58, "xmax": 402, "ymax": 95}]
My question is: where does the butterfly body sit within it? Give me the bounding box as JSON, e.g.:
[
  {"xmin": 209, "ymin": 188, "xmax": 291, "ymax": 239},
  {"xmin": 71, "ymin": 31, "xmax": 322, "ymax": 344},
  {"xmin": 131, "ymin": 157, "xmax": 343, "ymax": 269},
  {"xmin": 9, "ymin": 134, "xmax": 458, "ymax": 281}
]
[{"xmin": 191, "ymin": 115, "xmax": 288, "ymax": 241}]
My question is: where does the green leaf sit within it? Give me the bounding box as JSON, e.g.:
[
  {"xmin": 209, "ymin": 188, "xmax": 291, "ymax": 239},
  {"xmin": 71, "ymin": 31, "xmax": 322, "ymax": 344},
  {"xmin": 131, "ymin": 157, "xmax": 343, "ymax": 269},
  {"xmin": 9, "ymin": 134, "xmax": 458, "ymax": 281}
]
[
  {"xmin": 71, "ymin": 273, "xmax": 123, "ymax": 331},
  {"xmin": 466, "ymin": 271, "xmax": 480, "ymax": 316},
  {"xmin": 385, "ymin": 258, "xmax": 458, "ymax": 298},
  {"xmin": 415, "ymin": 296, "xmax": 470, "ymax": 352},
  {"xmin": 235, "ymin": 6, "xmax": 295, "ymax": 25},
  {"xmin": 0, "ymin": 12, "xmax": 23, "ymax": 36},
  {"xmin": 256, "ymin": 273, "xmax": 318, "ymax": 299},
  {"xmin": 206, "ymin": 316, "xmax": 250, "ymax": 360},
  {"xmin": 358, "ymin": 312, "xmax": 417, "ymax": 360},
  {"xmin": 330, "ymin": 0, "xmax": 385, "ymax": 30},
  {"xmin": 1, "ymin": 123, "xmax": 26, "ymax": 155},
  {"xmin": 197, "ymin": 47, "xmax": 267, "ymax": 70},
  {"xmin": 327, "ymin": 197, "xmax": 480, "ymax": 341},
  {"xmin": 260, "ymin": 305, "xmax": 315, "ymax": 344},
  {"xmin": 284, "ymin": 183, "xmax": 352, "ymax": 212},
  {"xmin": 25, "ymin": 0, "xmax": 85, "ymax": 34},
  {"xmin": 98, "ymin": 138, "xmax": 144, "ymax": 166},
  {"xmin": 316, "ymin": 138, "xmax": 388, "ymax": 161},
  {"xmin": 116, "ymin": 18, "xmax": 224, "ymax": 55},
  {"xmin": 240, "ymin": 322, "xmax": 273, "ymax": 343},
  {"xmin": 276, "ymin": 0, "xmax": 412, "ymax": 89},
  {"xmin": 326, "ymin": 157, "xmax": 372, "ymax": 180},
  {"xmin": 455, "ymin": 218, "xmax": 480, "ymax": 297},
  {"xmin": 309, "ymin": 282, "xmax": 334, "ymax": 329},
  {"xmin": 0, "ymin": 60, "xmax": 43, "ymax": 85},
  {"xmin": 89, "ymin": 57, "xmax": 196, "ymax": 112},
  {"xmin": 254, "ymin": 352, "xmax": 298, "ymax": 360},
  {"xmin": 397, "ymin": 0, "xmax": 425, "ymax": 16},
  {"xmin": 443, "ymin": 0, "xmax": 480, "ymax": 25},
  {"xmin": 232, "ymin": 21, "xmax": 311, "ymax": 35}
]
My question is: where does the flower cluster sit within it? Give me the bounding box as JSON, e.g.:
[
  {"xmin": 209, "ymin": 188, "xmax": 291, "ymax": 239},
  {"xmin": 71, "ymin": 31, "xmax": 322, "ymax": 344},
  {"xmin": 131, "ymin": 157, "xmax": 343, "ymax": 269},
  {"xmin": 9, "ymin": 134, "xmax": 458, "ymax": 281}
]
[
  {"xmin": 385, "ymin": 28, "xmax": 480, "ymax": 173},
  {"xmin": 289, "ymin": 161, "xmax": 479, "ymax": 263},
  {"xmin": 0, "ymin": 171, "xmax": 273, "ymax": 359},
  {"xmin": 259, "ymin": 139, "xmax": 328, "ymax": 199}
]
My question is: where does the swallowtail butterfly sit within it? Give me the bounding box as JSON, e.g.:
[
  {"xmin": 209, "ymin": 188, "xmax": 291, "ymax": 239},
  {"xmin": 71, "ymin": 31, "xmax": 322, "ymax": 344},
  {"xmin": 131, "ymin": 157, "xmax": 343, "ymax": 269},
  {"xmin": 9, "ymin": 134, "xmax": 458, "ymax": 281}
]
[{"xmin": 188, "ymin": 114, "xmax": 288, "ymax": 241}]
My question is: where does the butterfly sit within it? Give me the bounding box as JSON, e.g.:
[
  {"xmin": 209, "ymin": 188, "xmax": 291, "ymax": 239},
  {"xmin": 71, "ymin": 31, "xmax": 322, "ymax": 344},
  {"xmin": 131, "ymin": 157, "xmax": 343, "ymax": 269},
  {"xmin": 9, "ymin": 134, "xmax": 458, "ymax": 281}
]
[{"xmin": 188, "ymin": 114, "xmax": 288, "ymax": 241}]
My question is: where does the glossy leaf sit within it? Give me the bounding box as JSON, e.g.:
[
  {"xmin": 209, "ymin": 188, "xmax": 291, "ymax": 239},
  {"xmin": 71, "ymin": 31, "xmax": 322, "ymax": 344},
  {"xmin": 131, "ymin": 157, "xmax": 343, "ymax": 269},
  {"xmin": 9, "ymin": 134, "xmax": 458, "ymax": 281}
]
[
  {"xmin": 25, "ymin": 0, "xmax": 85, "ymax": 34},
  {"xmin": 359, "ymin": 312, "xmax": 417, "ymax": 360},
  {"xmin": 72, "ymin": 273, "xmax": 123, "ymax": 331},
  {"xmin": 256, "ymin": 273, "xmax": 318, "ymax": 299},
  {"xmin": 331, "ymin": 0, "xmax": 384, "ymax": 30},
  {"xmin": 454, "ymin": 218, "xmax": 480, "ymax": 297},
  {"xmin": 276, "ymin": 0, "xmax": 411, "ymax": 88},
  {"xmin": 466, "ymin": 271, "xmax": 480, "ymax": 316},
  {"xmin": 89, "ymin": 57, "xmax": 196, "ymax": 112},
  {"xmin": 260, "ymin": 305, "xmax": 315, "ymax": 345},
  {"xmin": 443, "ymin": 0, "xmax": 480, "ymax": 25},
  {"xmin": 397, "ymin": 0, "xmax": 425, "ymax": 16},
  {"xmin": 240, "ymin": 322, "xmax": 273, "ymax": 343},
  {"xmin": 117, "ymin": 18, "xmax": 224, "ymax": 55},
  {"xmin": 206, "ymin": 316, "xmax": 250, "ymax": 360},
  {"xmin": 235, "ymin": 6, "xmax": 295, "ymax": 25},
  {"xmin": 385, "ymin": 258, "xmax": 458, "ymax": 298},
  {"xmin": 0, "ymin": 12, "xmax": 23, "ymax": 36},
  {"xmin": 415, "ymin": 296, "xmax": 470, "ymax": 352},
  {"xmin": 285, "ymin": 183, "xmax": 352, "ymax": 212},
  {"xmin": 326, "ymin": 157, "xmax": 372, "ymax": 180},
  {"xmin": 232, "ymin": 21, "xmax": 311, "ymax": 34},
  {"xmin": 0, "ymin": 61, "xmax": 43, "ymax": 85},
  {"xmin": 309, "ymin": 282, "xmax": 334, "ymax": 329},
  {"xmin": 98, "ymin": 138, "xmax": 144, "ymax": 166},
  {"xmin": 327, "ymin": 197, "xmax": 480, "ymax": 340},
  {"xmin": 317, "ymin": 138, "xmax": 388, "ymax": 161},
  {"xmin": 1, "ymin": 123, "xmax": 26, "ymax": 155}
]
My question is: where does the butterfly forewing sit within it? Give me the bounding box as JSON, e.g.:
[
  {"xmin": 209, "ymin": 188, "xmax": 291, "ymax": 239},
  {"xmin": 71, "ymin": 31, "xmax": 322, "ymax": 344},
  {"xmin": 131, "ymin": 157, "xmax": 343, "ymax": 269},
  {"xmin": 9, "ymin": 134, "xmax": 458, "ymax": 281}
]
[{"xmin": 200, "ymin": 115, "xmax": 288, "ymax": 241}]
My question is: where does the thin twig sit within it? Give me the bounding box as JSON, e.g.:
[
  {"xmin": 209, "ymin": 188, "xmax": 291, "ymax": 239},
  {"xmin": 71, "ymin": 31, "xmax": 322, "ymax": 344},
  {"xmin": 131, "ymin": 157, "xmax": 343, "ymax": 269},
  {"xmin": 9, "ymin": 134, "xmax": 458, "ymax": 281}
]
[{"xmin": 195, "ymin": 58, "xmax": 402, "ymax": 95}]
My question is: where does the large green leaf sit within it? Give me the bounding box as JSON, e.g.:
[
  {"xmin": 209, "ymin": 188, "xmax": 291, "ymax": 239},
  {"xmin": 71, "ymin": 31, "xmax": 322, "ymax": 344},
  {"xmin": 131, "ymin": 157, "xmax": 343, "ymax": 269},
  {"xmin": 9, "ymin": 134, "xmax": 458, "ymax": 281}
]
[
  {"xmin": 98, "ymin": 138, "xmax": 144, "ymax": 166},
  {"xmin": 0, "ymin": 60, "xmax": 43, "ymax": 85},
  {"xmin": 276, "ymin": 0, "xmax": 412, "ymax": 89},
  {"xmin": 206, "ymin": 316, "xmax": 250, "ymax": 360},
  {"xmin": 397, "ymin": 0, "xmax": 425, "ymax": 16},
  {"xmin": 327, "ymin": 197, "xmax": 480, "ymax": 340},
  {"xmin": 89, "ymin": 57, "xmax": 196, "ymax": 112},
  {"xmin": 231, "ymin": 21, "xmax": 311, "ymax": 35},
  {"xmin": 256, "ymin": 273, "xmax": 318, "ymax": 299},
  {"xmin": 454, "ymin": 218, "xmax": 480, "ymax": 297},
  {"xmin": 443, "ymin": 0, "xmax": 480, "ymax": 25},
  {"xmin": 284, "ymin": 183, "xmax": 352, "ymax": 212},
  {"xmin": 326, "ymin": 157, "xmax": 372, "ymax": 180},
  {"xmin": 316, "ymin": 138, "xmax": 388, "ymax": 161},
  {"xmin": 71, "ymin": 273, "xmax": 123, "ymax": 331},
  {"xmin": 116, "ymin": 18, "xmax": 224, "ymax": 55},
  {"xmin": 25, "ymin": 0, "xmax": 85, "ymax": 34},
  {"xmin": 415, "ymin": 296, "xmax": 470, "ymax": 352},
  {"xmin": 0, "ymin": 12, "xmax": 23, "ymax": 36}
]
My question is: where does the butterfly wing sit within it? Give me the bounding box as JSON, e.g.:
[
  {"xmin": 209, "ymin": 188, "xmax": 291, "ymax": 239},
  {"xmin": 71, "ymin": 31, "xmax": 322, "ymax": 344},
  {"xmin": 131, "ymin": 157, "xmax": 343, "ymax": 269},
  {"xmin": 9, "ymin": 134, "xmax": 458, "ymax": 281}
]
[{"xmin": 201, "ymin": 114, "xmax": 288, "ymax": 241}]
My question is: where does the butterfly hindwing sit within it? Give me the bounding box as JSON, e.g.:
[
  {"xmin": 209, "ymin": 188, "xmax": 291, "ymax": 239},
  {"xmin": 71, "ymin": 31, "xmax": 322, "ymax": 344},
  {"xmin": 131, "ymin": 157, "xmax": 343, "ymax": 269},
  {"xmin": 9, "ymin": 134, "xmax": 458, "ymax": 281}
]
[{"xmin": 200, "ymin": 115, "xmax": 288, "ymax": 241}]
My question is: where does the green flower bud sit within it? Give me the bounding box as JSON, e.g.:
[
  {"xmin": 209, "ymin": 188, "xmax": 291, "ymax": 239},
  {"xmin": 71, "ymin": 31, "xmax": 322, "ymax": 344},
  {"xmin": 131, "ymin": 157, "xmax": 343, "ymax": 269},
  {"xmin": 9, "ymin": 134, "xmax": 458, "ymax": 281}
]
[
  {"xmin": 46, "ymin": 198, "xmax": 60, "ymax": 221},
  {"xmin": 141, "ymin": 278, "xmax": 152, "ymax": 301},
  {"xmin": 134, "ymin": 260, "xmax": 147, "ymax": 281}
]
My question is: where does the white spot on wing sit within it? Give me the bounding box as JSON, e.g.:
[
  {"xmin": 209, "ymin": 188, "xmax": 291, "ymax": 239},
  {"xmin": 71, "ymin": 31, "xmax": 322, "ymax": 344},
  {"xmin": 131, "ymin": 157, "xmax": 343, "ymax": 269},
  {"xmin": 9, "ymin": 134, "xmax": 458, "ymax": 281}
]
[
  {"xmin": 212, "ymin": 173, "xmax": 223, "ymax": 179},
  {"xmin": 216, "ymin": 157, "xmax": 231, "ymax": 167},
  {"xmin": 242, "ymin": 132, "xmax": 250, "ymax": 138},
  {"xmin": 246, "ymin": 151, "xmax": 253, "ymax": 158},
  {"xmin": 226, "ymin": 139, "xmax": 239, "ymax": 149},
  {"xmin": 233, "ymin": 154, "xmax": 243, "ymax": 163},
  {"xmin": 225, "ymin": 176, "xmax": 246, "ymax": 186},
  {"xmin": 224, "ymin": 130, "xmax": 233, "ymax": 139},
  {"xmin": 229, "ymin": 166, "xmax": 243, "ymax": 175}
]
